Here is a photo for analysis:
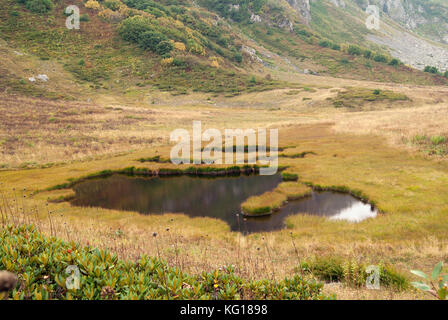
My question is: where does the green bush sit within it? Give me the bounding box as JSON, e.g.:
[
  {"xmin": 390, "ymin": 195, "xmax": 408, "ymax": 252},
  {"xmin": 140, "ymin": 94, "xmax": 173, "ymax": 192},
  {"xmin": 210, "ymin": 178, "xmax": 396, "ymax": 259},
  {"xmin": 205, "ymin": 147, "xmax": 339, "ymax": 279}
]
[
  {"xmin": 388, "ymin": 58, "xmax": 400, "ymax": 66},
  {"xmin": 424, "ymin": 66, "xmax": 439, "ymax": 74},
  {"xmin": 104, "ymin": 0, "xmax": 121, "ymax": 11},
  {"xmin": 331, "ymin": 43, "xmax": 341, "ymax": 51},
  {"xmin": 318, "ymin": 40, "xmax": 331, "ymax": 48},
  {"xmin": 363, "ymin": 50, "xmax": 372, "ymax": 59},
  {"xmin": 133, "ymin": 30, "xmax": 173, "ymax": 55},
  {"xmin": 300, "ymin": 257, "xmax": 344, "ymax": 282},
  {"xmin": 234, "ymin": 52, "xmax": 243, "ymax": 63},
  {"xmin": 118, "ymin": 16, "xmax": 152, "ymax": 43},
  {"xmin": 24, "ymin": 0, "xmax": 53, "ymax": 13},
  {"xmin": 138, "ymin": 31, "xmax": 166, "ymax": 50},
  {"xmin": 347, "ymin": 45, "xmax": 362, "ymax": 56},
  {"xmin": 300, "ymin": 257, "xmax": 409, "ymax": 290},
  {"xmin": 373, "ymin": 54, "xmax": 388, "ymax": 63},
  {"xmin": 155, "ymin": 40, "xmax": 174, "ymax": 55},
  {"xmin": 80, "ymin": 14, "xmax": 90, "ymax": 22},
  {"xmin": 0, "ymin": 225, "xmax": 332, "ymax": 300}
]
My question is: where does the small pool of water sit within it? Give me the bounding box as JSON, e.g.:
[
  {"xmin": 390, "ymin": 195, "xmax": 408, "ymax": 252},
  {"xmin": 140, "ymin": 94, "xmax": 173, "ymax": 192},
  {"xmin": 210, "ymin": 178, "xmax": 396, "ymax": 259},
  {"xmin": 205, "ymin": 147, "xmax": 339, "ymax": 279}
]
[{"xmin": 71, "ymin": 174, "xmax": 377, "ymax": 233}]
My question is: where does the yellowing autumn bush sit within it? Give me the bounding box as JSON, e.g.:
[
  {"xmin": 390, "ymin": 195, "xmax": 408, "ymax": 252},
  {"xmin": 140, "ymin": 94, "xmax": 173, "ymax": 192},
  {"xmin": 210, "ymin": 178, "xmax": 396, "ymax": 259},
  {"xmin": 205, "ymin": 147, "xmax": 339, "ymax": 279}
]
[
  {"xmin": 161, "ymin": 57, "xmax": 174, "ymax": 66},
  {"xmin": 84, "ymin": 0, "xmax": 101, "ymax": 11},
  {"xmin": 173, "ymin": 42, "xmax": 186, "ymax": 51}
]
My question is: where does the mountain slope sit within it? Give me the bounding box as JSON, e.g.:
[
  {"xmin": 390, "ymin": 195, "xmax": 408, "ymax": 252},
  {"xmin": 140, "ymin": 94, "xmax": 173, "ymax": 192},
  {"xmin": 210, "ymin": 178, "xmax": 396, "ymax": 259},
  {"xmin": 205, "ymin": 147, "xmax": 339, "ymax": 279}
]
[{"xmin": 0, "ymin": 0, "xmax": 446, "ymax": 101}]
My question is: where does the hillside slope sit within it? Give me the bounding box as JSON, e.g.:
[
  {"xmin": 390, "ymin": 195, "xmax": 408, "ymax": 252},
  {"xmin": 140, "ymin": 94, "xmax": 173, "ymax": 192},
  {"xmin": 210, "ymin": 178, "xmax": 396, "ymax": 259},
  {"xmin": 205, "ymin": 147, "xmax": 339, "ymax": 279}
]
[{"xmin": 0, "ymin": 0, "xmax": 446, "ymax": 101}]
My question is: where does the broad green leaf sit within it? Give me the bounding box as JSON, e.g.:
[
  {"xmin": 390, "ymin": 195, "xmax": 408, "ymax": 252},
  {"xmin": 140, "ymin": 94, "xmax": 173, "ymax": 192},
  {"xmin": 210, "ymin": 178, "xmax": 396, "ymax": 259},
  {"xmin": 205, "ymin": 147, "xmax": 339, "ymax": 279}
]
[
  {"xmin": 411, "ymin": 281, "xmax": 431, "ymax": 291},
  {"xmin": 410, "ymin": 270, "xmax": 428, "ymax": 279},
  {"xmin": 432, "ymin": 262, "xmax": 443, "ymax": 280}
]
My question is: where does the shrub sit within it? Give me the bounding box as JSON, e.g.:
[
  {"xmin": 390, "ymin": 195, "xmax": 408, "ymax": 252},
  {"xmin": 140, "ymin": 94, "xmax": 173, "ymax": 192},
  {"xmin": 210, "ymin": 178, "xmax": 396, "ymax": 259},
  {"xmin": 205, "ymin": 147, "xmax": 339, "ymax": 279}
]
[
  {"xmin": 347, "ymin": 45, "xmax": 362, "ymax": 56},
  {"xmin": 234, "ymin": 52, "xmax": 243, "ymax": 63},
  {"xmin": 24, "ymin": 0, "xmax": 53, "ymax": 13},
  {"xmin": 424, "ymin": 66, "xmax": 439, "ymax": 74},
  {"xmin": 118, "ymin": 16, "xmax": 152, "ymax": 43},
  {"xmin": 249, "ymin": 75, "xmax": 257, "ymax": 84},
  {"xmin": 173, "ymin": 42, "xmax": 186, "ymax": 51},
  {"xmin": 318, "ymin": 40, "xmax": 331, "ymax": 48},
  {"xmin": 300, "ymin": 257, "xmax": 345, "ymax": 282},
  {"xmin": 388, "ymin": 58, "xmax": 400, "ymax": 66},
  {"xmin": 80, "ymin": 14, "xmax": 90, "ymax": 22},
  {"xmin": 172, "ymin": 57, "xmax": 186, "ymax": 67},
  {"xmin": 155, "ymin": 40, "xmax": 173, "ymax": 55},
  {"xmin": 363, "ymin": 50, "xmax": 372, "ymax": 59},
  {"xmin": 331, "ymin": 43, "xmax": 341, "ymax": 51},
  {"xmin": 84, "ymin": 0, "xmax": 101, "ymax": 10},
  {"xmin": 138, "ymin": 31, "xmax": 169, "ymax": 54},
  {"xmin": 300, "ymin": 257, "xmax": 409, "ymax": 290},
  {"xmin": 0, "ymin": 225, "xmax": 331, "ymax": 300},
  {"xmin": 104, "ymin": 0, "xmax": 121, "ymax": 11},
  {"xmin": 373, "ymin": 54, "xmax": 388, "ymax": 63}
]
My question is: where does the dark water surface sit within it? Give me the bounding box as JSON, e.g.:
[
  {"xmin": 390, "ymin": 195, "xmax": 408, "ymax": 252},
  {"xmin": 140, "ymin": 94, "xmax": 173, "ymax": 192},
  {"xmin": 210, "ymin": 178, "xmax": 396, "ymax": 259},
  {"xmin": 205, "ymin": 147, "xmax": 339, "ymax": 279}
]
[{"xmin": 71, "ymin": 174, "xmax": 377, "ymax": 233}]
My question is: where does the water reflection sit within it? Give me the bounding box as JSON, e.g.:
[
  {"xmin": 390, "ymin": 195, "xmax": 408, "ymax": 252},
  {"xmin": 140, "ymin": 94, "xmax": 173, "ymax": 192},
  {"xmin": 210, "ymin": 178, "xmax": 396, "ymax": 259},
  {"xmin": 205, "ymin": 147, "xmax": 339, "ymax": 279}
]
[{"xmin": 71, "ymin": 174, "xmax": 377, "ymax": 233}]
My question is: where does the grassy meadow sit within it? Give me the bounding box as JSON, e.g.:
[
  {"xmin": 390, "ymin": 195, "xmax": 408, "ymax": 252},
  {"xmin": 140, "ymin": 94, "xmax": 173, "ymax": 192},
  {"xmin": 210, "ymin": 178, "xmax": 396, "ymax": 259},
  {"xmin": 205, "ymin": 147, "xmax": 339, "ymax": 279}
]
[{"xmin": 1, "ymin": 78, "xmax": 448, "ymax": 299}]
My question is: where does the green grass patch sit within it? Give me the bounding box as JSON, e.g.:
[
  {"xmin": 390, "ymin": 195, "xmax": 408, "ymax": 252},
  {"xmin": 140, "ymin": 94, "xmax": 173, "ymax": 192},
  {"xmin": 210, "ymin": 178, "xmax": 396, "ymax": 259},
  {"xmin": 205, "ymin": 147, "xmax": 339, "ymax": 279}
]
[
  {"xmin": 281, "ymin": 172, "xmax": 299, "ymax": 182},
  {"xmin": 332, "ymin": 87, "xmax": 409, "ymax": 108},
  {"xmin": 299, "ymin": 257, "xmax": 409, "ymax": 291},
  {"xmin": 408, "ymin": 134, "xmax": 448, "ymax": 156}
]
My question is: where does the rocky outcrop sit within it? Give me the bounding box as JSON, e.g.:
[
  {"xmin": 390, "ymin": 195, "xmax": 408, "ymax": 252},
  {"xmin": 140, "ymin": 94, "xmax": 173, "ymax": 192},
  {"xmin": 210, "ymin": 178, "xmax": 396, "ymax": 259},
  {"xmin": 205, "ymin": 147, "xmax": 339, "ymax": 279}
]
[
  {"xmin": 329, "ymin": 0, "xmax": 345, "ymax": 8},
  {"xmin": 276, "ymin": 17, "xmax": 294, "ymax": 32},
  {"xmin": 250, "ymin": 13, "xmax": 262, "ymax": 23},
  {"xmin": 357, "ymin": 0, "xmax": 448, "ymax": 44},
  {"xmin": 241, "ymin": 45, "xmax": 264, "ymax": 65},
  {"xmin": 286, "ymin": 0, "xmax": 311, "ymax": 24}
]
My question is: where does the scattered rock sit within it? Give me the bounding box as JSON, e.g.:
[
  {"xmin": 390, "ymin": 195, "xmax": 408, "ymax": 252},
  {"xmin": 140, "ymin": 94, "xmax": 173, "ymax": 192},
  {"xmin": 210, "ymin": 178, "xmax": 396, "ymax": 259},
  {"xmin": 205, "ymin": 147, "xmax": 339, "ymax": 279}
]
[
  {"xmin": 28, "ymin": 74, "xmax": 49, "ymax": 82},
  {"xmin": 276, "ymin": 17, "xmax": 294, "ymax": 32},
  {"xmin": 36, "ymin": 74, "xmax": 49, "ymax": 82},
  {"xmin": 250, "ymin": 14, "xmax": 261, "ymax": 23},
  {"xmin": 242, "ymin": 45, "xmax": 264, "ymax": 64},
  {"xmin": 0, "ymin": 271, "xmax": 18, "ymax": 293}
]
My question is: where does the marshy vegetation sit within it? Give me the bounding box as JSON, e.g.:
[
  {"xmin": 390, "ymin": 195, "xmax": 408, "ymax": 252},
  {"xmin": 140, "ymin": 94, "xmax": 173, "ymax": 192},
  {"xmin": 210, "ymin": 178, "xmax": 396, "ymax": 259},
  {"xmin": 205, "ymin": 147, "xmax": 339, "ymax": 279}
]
[
  {"xmin": 331, "ymin": 87, "xmax": 409, "ymax": 109},
  {"xmin": 407, "ymin": 134, "xmax": 448, "ymax": 156}
]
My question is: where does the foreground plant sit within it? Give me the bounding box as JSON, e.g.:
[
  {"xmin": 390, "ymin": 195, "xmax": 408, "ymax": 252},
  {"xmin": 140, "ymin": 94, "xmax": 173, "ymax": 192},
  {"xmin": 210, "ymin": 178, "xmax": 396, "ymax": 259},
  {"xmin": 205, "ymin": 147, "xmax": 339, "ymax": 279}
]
[
  {"xmin": 0, "ymin": 224, "xmax": 333, "ymax": 300},
  {"xmin": 411, "ymin": 262, "xmax": 448, "ymax": 300}
]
